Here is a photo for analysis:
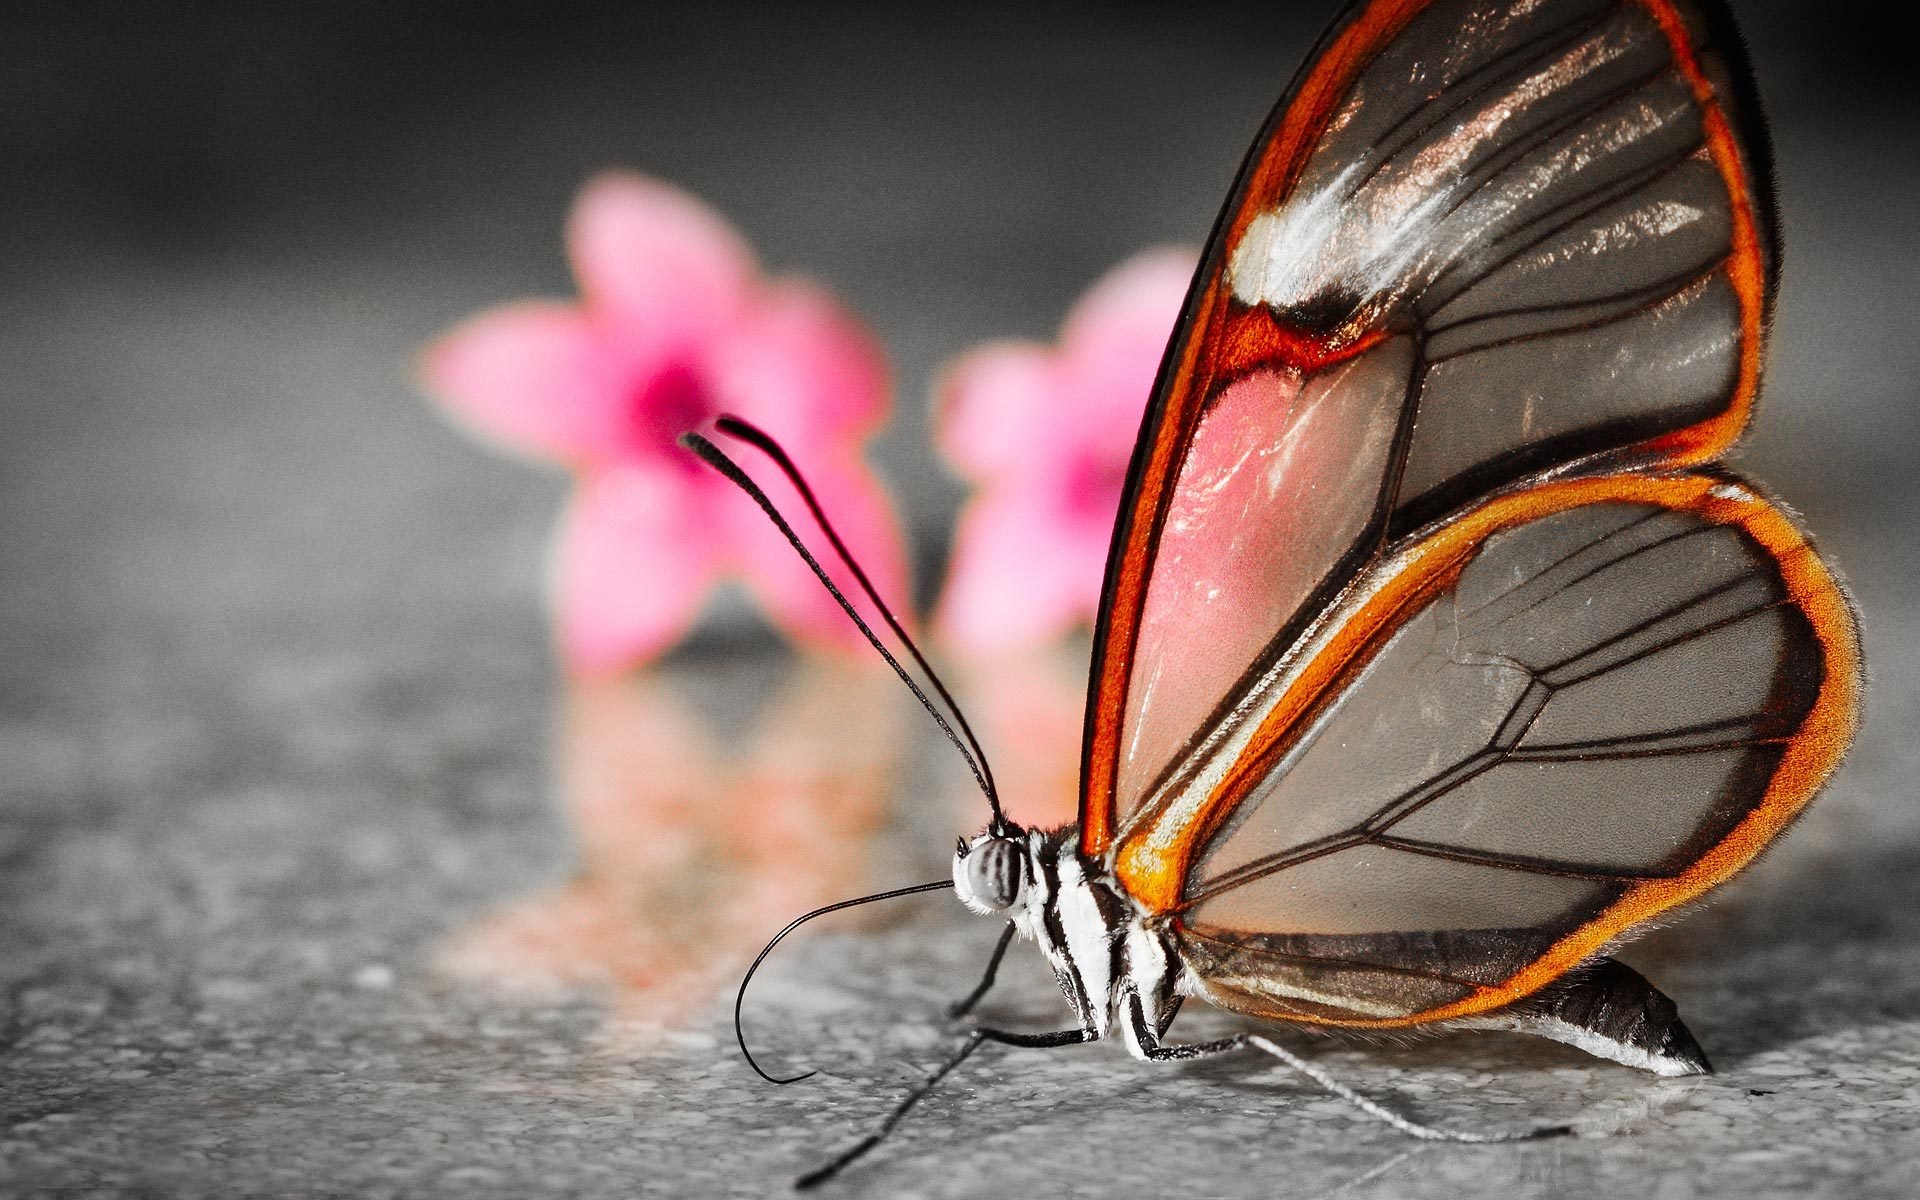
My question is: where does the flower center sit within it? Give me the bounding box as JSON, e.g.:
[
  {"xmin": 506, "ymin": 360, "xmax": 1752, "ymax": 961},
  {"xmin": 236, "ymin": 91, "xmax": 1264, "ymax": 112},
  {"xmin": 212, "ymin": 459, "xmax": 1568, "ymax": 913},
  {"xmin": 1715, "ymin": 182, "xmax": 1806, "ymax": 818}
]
[{"xmin": 633, "ymin": 360, "xmax": 719, "ymax": 462}]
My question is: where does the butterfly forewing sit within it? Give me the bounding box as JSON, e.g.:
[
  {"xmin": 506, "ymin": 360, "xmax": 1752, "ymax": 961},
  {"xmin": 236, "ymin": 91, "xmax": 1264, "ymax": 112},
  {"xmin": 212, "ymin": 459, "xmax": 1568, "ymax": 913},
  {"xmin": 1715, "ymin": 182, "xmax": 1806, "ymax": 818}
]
[
  {"xmin": 1083, "ymin": 0, "xmax": 1777, "ymax": 851},
  {"xmin": 1131, "ymin": 473, "xmax": 1857, "ymax": 1025}
]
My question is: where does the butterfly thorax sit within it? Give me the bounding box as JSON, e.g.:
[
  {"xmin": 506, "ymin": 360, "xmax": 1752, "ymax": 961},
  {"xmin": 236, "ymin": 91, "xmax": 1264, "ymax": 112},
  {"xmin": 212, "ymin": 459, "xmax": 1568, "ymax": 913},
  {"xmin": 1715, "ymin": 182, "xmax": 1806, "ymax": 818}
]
[{"xmin": 954, "ymin": 826, "xmax": 1182, "ymax": 1054}]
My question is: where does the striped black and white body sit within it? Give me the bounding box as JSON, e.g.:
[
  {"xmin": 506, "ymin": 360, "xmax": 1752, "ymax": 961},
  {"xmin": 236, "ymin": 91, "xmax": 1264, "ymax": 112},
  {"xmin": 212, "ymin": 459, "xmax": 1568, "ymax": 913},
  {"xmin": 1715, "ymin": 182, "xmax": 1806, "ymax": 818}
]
[{"xmin": 954, "ymin": 827, "xmax": 1183, "ymax": 1057}]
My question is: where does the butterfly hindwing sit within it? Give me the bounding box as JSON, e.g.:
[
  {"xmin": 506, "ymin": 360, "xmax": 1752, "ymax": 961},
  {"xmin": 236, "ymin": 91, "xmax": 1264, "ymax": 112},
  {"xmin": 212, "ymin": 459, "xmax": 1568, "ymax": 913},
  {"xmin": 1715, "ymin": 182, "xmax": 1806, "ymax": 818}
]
[{"xmin": 1122, "ymin": 472, "xmax": 1856, "ymax": 1025}]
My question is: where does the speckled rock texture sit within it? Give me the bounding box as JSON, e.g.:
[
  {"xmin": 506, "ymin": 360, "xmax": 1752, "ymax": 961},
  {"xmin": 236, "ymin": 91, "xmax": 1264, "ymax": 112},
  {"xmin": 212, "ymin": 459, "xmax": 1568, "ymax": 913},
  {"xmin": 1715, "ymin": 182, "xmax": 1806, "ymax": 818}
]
[{"xmin": 3, "ymin": 5, "xmax": 1917, "ymax": 1197}]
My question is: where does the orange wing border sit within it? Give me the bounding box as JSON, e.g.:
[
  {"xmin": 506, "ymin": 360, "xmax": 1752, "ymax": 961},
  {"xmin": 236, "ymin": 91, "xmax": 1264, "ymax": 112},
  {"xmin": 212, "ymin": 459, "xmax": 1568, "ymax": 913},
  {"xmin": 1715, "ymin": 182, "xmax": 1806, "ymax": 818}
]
[
  {"xmin": 1113, "ymin": 471, "xmax": 1859, "ymax": 1027},
  {"xmin": 1078, "ymin": 0, "xmax": 1779, "ymax": 861}
]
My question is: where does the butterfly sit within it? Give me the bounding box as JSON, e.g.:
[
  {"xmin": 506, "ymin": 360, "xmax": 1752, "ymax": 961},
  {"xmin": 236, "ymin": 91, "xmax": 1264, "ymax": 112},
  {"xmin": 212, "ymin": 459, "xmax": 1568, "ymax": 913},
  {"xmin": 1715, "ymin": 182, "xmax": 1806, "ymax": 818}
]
[{"xmin": 684, "ymin": 0, "xmax": 1861, "ymax": 1185}]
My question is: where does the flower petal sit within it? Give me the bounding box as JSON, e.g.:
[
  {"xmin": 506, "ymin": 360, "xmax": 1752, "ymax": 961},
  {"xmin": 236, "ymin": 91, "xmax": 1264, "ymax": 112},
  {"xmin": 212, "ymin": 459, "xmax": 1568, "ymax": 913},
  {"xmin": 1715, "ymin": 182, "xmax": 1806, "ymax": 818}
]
[
  {"xmin": 935, "ymin": 341, "xmax": 1059, "ymax": 480},
  {"xmin": 936, "ymin": 486, "xmax": 1105, "ymax": 656},
  {"xmin": 726, "ymin": 451, "xmax": 911, "ymax": 654},
  {"xmin": 567, "ymin": 172, "xmax": 757, "ymax": 366},
  {"xmin": 1058, "ymin": 246, "xmax": 1198, "ymax": 433},
  {"xmin": 931, "ymin": 249, "xmax": 1198, "ymax": 659},
  {"xmin": 554, "ymin": 467, "xmax": 722, "ymax": 675},
  {"xmin": 707, "ymin": 279, "xmax": 890, "ymax": 449},
  {"xmin": 420, "ymin": 302, "xmax": 627, "ymax": 464}
]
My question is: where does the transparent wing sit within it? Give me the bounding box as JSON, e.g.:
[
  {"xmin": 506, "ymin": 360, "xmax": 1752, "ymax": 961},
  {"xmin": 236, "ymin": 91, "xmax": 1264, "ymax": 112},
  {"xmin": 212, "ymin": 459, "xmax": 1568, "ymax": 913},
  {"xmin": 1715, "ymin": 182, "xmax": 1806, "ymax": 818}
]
[
  {"xmin": 1082, "ymin": 0, "xmax": 1776, "ymax": 853},
  {"xmin": 1109, "ymin": 474, "xmax": 1858, "ymax": 1026}
]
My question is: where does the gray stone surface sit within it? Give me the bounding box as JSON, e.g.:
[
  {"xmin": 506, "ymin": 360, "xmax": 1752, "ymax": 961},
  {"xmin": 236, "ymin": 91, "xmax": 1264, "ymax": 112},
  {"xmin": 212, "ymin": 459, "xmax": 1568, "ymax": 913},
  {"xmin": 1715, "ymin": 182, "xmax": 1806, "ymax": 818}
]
[{"xmin": 4, "ymin": 4, "xmax": 1919, "ymax": 1197}]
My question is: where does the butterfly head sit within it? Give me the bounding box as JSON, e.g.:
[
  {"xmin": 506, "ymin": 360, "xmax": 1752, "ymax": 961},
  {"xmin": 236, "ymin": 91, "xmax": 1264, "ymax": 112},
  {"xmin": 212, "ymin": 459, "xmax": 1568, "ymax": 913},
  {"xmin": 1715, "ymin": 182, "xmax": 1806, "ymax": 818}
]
[{"xmin": 952, "ymin": 827, "xmax": 1030, "ymax": 916}]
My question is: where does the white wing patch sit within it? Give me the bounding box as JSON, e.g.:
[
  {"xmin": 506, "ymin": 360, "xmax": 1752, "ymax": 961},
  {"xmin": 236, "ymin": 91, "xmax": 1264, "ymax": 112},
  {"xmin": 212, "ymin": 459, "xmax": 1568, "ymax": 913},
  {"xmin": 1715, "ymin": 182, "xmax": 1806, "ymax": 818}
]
[{"xmin": 1228, "ymin": 163, "xmax": 1456, "ymax": 313}]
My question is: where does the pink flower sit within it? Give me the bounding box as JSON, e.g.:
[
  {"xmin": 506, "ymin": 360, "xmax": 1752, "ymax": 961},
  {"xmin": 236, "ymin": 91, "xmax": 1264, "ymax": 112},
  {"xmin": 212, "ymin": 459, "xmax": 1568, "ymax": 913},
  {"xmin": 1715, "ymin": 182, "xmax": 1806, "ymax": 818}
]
[
  {"xmin": 421, "ymin": 172, "xmax": 909, "ymax": 674},
  {"xmin": 935, "ymin": 248, "xmax": 1198, "ymax": 656}
]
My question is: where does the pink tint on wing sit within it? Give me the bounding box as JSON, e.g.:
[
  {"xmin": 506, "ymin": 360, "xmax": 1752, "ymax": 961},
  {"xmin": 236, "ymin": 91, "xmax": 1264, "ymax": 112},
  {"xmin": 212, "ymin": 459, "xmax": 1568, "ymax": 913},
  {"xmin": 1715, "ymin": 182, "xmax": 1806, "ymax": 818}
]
[
  {"xmin": 936, "ymin": 247, "xmax": 1199, "ymax": 657},
  {"xmin": 1117, "ymin": 337, "xmax": 1413, "ymax": 815}
]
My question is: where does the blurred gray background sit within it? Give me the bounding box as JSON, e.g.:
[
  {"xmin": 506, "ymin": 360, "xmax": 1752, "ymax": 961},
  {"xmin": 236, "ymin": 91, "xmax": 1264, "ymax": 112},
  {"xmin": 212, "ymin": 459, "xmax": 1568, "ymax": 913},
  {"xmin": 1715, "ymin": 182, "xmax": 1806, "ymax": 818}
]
[{"xmin": 3, "ymin": 2, "xmax": 1917, "ymax": 1196}]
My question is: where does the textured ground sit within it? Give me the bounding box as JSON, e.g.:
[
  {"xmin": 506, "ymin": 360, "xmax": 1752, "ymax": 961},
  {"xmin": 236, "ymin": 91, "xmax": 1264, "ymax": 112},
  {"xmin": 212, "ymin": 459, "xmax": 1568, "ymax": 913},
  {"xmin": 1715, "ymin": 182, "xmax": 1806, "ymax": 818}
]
[{"xmin": 4, "ymin": 4, "xmax": 1919, "ymax": 1197}]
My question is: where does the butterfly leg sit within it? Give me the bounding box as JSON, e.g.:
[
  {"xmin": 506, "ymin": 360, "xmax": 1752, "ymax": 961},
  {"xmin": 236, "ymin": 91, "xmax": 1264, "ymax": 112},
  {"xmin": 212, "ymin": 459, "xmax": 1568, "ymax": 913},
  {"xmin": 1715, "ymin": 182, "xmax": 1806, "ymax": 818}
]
[
  {"xmin": 1156, "ymin": 995, "xmax": 1185, "ymax": 1040},
  {"xmin": 1466, "ymin": 957, "xmax": 1711, "ymax": 1077},
  {"xmin": 796, "ymin": 1024, "xmax": 1095, "ymax": 1189},
  {"xmin": 947, "ymin": 920, "xmax": 1018, "ymax": 1019},
  {"xmin": 1118, "ymin": 994, "xmax": 1568, "ymax": 1144}
]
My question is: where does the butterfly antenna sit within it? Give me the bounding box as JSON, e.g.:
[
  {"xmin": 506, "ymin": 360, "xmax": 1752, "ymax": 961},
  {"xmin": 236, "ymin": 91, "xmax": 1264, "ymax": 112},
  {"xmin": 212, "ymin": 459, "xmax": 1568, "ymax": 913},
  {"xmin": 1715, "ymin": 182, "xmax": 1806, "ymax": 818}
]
[
  {"xmin": 710, "ymin": 415, "xmax": 1002, "ymax": 820},
  {"xmin": 681, "ymin": 418, "xmax": 1009, "ymax": 831},
  {"xmin": 733, "ymin": 879, "xmax": 954, "ymax": 1084}
]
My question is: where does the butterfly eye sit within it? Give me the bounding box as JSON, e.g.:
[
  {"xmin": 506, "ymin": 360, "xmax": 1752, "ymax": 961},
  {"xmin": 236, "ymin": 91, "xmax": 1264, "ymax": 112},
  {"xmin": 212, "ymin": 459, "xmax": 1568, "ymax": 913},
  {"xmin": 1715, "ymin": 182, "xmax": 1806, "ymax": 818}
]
[{"xmin": 961, "ymin": 839, "xmax": 1025, "ymax": 911}]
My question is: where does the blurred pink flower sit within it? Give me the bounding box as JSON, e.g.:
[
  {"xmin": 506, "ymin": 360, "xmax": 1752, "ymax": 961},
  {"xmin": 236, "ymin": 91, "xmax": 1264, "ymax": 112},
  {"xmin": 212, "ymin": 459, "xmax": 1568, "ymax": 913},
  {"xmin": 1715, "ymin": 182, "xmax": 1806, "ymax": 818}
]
[
  {"xmin": 421, "ymin": 172, "xmax": 909, "ymax": 674},
  {"xmin": 935, "ymin": 247, "xmax": 1198, "ymax": 656}
]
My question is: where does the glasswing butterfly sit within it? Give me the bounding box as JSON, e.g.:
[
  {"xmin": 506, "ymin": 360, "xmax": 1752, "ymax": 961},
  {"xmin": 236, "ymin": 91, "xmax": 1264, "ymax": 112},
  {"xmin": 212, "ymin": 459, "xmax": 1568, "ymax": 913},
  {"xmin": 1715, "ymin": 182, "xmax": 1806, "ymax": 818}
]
[{"xmin": 684, "ymin": 0, "xmax": 1861, "ymax": 1185}]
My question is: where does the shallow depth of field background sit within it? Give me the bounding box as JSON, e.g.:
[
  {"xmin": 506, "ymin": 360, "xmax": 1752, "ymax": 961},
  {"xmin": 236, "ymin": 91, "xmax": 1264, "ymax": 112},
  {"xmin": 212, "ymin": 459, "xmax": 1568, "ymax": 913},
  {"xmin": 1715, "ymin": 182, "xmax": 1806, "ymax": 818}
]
[{"xmin": 3, "ymin": 4, "xmax": 1918, "ymax": 1196}]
